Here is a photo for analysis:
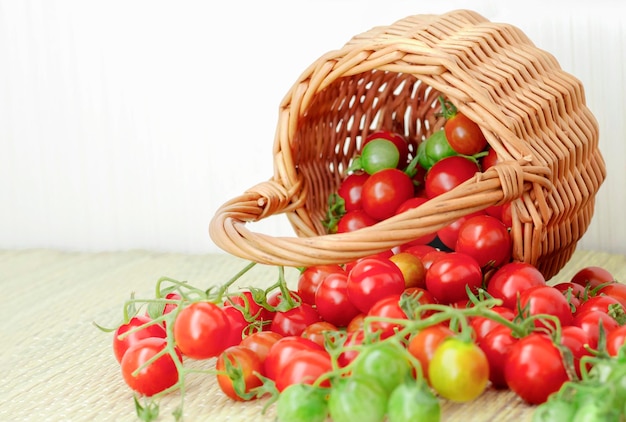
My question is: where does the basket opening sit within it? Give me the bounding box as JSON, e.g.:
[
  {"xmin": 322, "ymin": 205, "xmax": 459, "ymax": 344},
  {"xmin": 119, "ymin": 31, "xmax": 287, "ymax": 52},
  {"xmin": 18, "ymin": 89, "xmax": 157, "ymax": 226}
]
[{"xmin": 291, "ymin": 69, "xmax": 446, "ymax": 235}]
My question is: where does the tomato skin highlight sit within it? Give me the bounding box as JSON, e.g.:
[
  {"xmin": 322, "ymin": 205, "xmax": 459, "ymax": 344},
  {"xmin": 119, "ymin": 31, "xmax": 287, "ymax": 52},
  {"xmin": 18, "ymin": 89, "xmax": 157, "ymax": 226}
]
[
  {"xmin": 120, "ymin": 337, "xmax": 181, "ymax": 397},
  {"xmin": 173, "ymin": 302, "xmax": 231, "ymax": 359}
]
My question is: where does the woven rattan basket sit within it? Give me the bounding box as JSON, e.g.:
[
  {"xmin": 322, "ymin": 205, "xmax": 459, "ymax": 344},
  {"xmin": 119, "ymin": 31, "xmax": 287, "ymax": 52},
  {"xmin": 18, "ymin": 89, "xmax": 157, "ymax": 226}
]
[{"xmin": 209, "ymin": 9, "xmax": 606, "ymax": 280}]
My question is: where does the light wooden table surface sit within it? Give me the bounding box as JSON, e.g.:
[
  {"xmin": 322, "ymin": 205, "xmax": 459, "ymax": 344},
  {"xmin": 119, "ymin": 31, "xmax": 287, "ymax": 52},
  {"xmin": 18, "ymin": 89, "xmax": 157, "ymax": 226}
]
[{"xmin": 2, "ymin": 248, "xmax": 625, "ymax": 421}]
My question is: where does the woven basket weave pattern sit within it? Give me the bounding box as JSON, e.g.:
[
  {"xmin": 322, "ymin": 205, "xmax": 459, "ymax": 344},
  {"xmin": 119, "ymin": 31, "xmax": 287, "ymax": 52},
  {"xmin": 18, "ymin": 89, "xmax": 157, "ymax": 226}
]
[{"xmin": 209, "ymin": 9, "xmax": 606, "ymax": 280}]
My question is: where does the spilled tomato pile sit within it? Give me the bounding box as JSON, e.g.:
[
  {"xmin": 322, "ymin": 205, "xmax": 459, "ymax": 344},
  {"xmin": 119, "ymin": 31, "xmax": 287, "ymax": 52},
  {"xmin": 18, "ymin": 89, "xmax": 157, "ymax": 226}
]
[{"xmin": 102, "ymin": 97, "xmax": 626, "ymax": 422}]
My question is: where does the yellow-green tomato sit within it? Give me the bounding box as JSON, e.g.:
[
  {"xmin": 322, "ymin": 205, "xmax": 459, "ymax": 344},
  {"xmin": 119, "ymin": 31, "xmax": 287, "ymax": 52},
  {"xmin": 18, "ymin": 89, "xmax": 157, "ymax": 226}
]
[{"xmin": 428, "ymin": 337, "xmax": 489, "ymax": 402}]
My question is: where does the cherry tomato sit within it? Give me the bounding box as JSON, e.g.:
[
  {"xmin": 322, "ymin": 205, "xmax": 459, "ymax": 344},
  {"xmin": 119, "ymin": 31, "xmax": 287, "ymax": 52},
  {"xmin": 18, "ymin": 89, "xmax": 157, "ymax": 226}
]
[
  {"xmin": 120, "ymin": 337, "xmax": 181, "ymax": 397},
  {"xmin": 350, "ymin": 341, "xmax": 414, "ymax": 396},
  {"xmin": 216, "ymin": 345, "xmax": 264, "ymax": 401},
  {"xmin": 173, "ymin": 301, "xmax": 231, "ymax": 359},
  {"xmin": 420, "ymin": 249, "xmax": 448, "ymax": 270},
  {"xmin": 455, "ymin": 214, "xmax": 512, "ymax": 268},
  {"xmin": 297, "ymin": 264, "xmax": 346, "ymax": 306},
  {"xmin": 470, "ymin": 305, "xmax": 515, "ymax": 343},
  {"xmin": 401, "ymin": 244, "xmax": 437, "ymax": 259},
  {"xmin": 315, "ymin": 272, "xmax": 361, "ymax": 327},
  {"xmin": 336, "ymin": 209, "xmax": 378, "ymax": 233},
  {"xmin": 576, "ymin": 294, "xmax": 625, "ymax": 317},
  {"xmin": 387, "ymin": 380, "xmax": 441, "ymax": 422},
  {"xmin": 337, "ymin": 171, "xmax": 369, "ymax": 212},
  {"xmin": 222, "ymin": 305, "xmax": 250, "ymax": 348},
  {"xmin": 480, "ymin": 146, "xmax": 498, "ymax": 170},
  {"xmin": 363, "ymin": 130, "xmax": 410, "ymax": 168},
  {"xmin": 225, "ymin": 290, "xmax": 273, "ymax": 324},
  {"xmin": 301, "ymin": 321, "xmax": 339, "ymax": 348},
  {"xmin": 113, "ymin": 315, "xmax": 167, "ymax": 363},
  {"xmin": 366, "ymin": 294, "xmax": 408, "ymax": 339},
  {"xmin": 347, "ymin": 257, "xmax": 406, "ymax": 314},
  {"xmin": 239, "ymin": 330, "xmax": 282, "ymax": 364},
  {"xmin": 504, "ymin": 332, "xmax": 570, "ymax": 405},
  {"xmin": 571, "ymin": 266, "xmax": 615, "ymax": 289},
  {"xmin": 275, "ymin": 348, "xmax": 333, "ymax": 392},
  {"xmin": 424, "ymin": 155, "xmax": 479, "ymax": 199},
  {"xmin": 263, "ymin": 336, "xmax": 323, "ymax": 381},
  {"xmin": 276, "ymin": 383, "xmax": 329, "ymax": 422},
  {"xmin": 478, "ymin": 325, "xmax": 517, "ymax": 389},
  {"xmin": 389, "ymin": 251, "xmax": 426, "ymax": 289},
  {"xmin": 428, "ymin": 337, "xmax": 489, "ymax": 402},
  {"xmin": 337, "ymin": 329, "xmax": 365, "ymax": 368},
  {"xmin": 425, "ymin": 252, "xmax": 483, "ymax": 304},
  {"xmin": 407, "ymin": 324, "xmax": 454, "ymax": 381},
  {"xmin": 560, "ymin": 325, "xmax": 593, "ymax": 379},
  {"xmin": 606, "ymin": 324, "xmax": 626, "ymax": 356},
  {"xmin": 361, "ymin": 168, "xmax": 415, "ymax": 221},
  {"xmin": 443, "ymin": 110, "xmax": 488, "ymax": 156},
  {"xmin": 436, "ymin": 211, "xmax": 485, "ymax": 251},
  {"xmin": 270, "ymin": 302, "xmax": 321, "ymax": 337},
  {"xmin": 359, "ymin": 138, "xmax": 400, "ymax": 174},
  {"xmin": 516, "ymin": 285, "xmax": 574, "ymax": 329},
  {"xmin": 552, "ymin": 281, "xmax": 586, "ymax": 310},
  {"xmin": 418, "ymin": 129, "xmax": 458, "ymax": 169},
  {"xmin": 328, "ymin": 376, "xmax": 388, "ymax": 422},
  {"xmin": 403, "ymin": 286, "xmax": 439, "ymax": 318},
  {"xmin": 572, "ymin": 309, "xmax": 620, "ymax": 350},
  {"xmin": 596, "ymin": 282, "xmax": 626, "ymax": 309},
  {"xmin": 486, "ymin": 262, "xmax": 546, "ymax": 310}
]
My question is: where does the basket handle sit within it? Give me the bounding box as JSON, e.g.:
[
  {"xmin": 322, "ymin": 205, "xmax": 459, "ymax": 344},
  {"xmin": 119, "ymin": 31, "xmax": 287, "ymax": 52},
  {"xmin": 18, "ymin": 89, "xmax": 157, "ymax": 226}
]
[{"xmin": 209, "ymin": 159, "xmax": 553, "ymax": 267}]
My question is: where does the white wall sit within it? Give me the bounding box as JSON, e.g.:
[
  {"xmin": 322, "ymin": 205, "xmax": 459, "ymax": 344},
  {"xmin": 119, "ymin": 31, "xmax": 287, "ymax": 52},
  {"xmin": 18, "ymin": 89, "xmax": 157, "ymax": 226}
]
[{"xmin": 1, "ymin": 0, "xmax": 625, "ymax": 256}]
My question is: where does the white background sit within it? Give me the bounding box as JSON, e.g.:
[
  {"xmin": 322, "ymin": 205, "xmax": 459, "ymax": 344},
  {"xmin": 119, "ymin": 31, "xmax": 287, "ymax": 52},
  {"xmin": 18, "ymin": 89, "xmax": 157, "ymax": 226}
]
[{"xmin": 1, "ymin": 0, "xmax": 625, "ymax": 255}]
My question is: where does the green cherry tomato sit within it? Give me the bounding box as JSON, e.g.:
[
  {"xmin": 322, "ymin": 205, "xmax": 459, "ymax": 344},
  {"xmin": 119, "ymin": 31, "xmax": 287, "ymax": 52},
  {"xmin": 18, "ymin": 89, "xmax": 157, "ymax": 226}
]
[
  {"xmin": 350, "ymin": 341, "xmax": 414, "ymax": 396},
  {"xmin": 276, "ymin": 383, "xmax": 329, "ymax": 422},
  {"xmin": 387, "ymin": 380, "xmax": 441, "ymax": 422},
  {"xmin": 572, "ymin": 400, "xmax": 620, "ymax": 422},
  {"xmin": 532, "ymin": 398, "xmax": 577, "ymax": 422},
  {"xmin": 418, "ymin": 130, "xmax": 457, "ymax": 171},
  {"xmin": 428, "ymin": 337, "xmax": 489, "ymax": 402},
  {"xmin": 328, "ymin": 376, "xmax": 388, "ymax": 422},
  {"xmin": 360, "ymin": 138, "xmax": 400, "ymax": 174}
]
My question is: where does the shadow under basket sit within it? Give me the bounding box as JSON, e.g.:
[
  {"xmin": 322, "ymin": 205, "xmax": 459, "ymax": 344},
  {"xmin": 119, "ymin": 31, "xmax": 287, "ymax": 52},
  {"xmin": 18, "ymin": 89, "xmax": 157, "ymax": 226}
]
[{"xmin": 209, "ymin": 9, "xmax": 606, "ymax": 281}]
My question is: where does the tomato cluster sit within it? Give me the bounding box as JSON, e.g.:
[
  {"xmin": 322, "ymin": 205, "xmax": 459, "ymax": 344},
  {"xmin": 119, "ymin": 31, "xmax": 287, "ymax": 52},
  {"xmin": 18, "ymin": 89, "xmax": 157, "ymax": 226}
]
[
  {"xmin": 105, "ymin": 98, "xmax": 626, "ymax": 421},
  {"xmin": 324, "ymin": 96, "xmax": 511, "ymax": 264}
]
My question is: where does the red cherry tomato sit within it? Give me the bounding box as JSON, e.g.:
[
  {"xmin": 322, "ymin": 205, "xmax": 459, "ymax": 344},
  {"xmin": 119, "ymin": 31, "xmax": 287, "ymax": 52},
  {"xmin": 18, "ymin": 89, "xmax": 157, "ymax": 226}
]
[
  {"xmin": 361, "ymin": 168, "xmax": 415, "ymax": 221},
  {"xmin": 597, "ymin": 282, "xmax": 626, "ymax": 309},
  {"xmin": 216, "ymin": 345, "xmax": 264, "ymax": 401},
  {"xmin": 572, "ymin": 309, "xmax": 620, "ymax": 350},
  {"xmin": 455, "ymin": 214, "xmax": 512, "ymax": 268},
  {"xmin": 347, "ymin": 257, "xmax": 406, "ymax": 314},
  {"xmin": 424, "ymin": 156, "xmax": 480, "ymax": 199},
  {"xmin": 606, "ymin": 324, "xmax": 626, "ymax": 357},
  {"xmin": 120, "ymin": 337, "xmax": 181, "ymax": 397},
  {"xmin": 436, "ymin": 211, "xmax": 485, "ymax": 251},
  {"xmin": 504, "ymin": 332, "xmax": 570, "ymax": 405},
  {"xmin": 173, "ymin": 302, "xmax": 231, "ymax": 359},
  {"xmin": 470, "ymin": 305, "xmax": 515, "ymax": 344},
  {"xmin": 336, "ymin": 209, "xmax": 379, "ymax": 233},
  {"xmin": 263, "ymin": 336, "xmax": 323, "ymax": 381},
  {"xmin": 315, "ymin": 272, "xmax": 361, "ymax": 327},
  {"xmin": 486, "ymin": 262, "xmax": 546, "ymax": 310},
  {"xmin": 516, "ymin": 285, "xmax": 574, "ymax": 329},
  {"xmin": 239, "ymin": 331, "xmax": 283, "ymax": 365},
  {"xmin": 297, "ymin": 264, "xmax": 346, "ymax": 306},
  {"xmin": 337, "ymin": 171, "xmax": 370, "ymax": 211},
  {"xmin": 270, "ymin": 303, "xmax": 321, "ymax": 337},
  {"xmin": 301, "ymin": 321, "xmax": 339, "ymax": 348},
  {"xmin": 425, "ymin": 252, "xmax": 483, "ymax": 304},
  {"xmin": 275, "ymin": 349, "xmax": 333, "ymax": 392},
  {"xmin": 113, "ymin": 315, "xmax": 167, "ymax": 363},
  {"xmin": 478, "ymin": 324, "xmax": 517, "ymax": 389},
  {"xmin": 407, "ymin": 324, "xmax": 454, "ymax": 382},
  {"xmin": 444, "ymin": 110, "xmax": 488, "ymax": 156},
  {"xmin": 571, "ymin": 266, "xmax": 615, "ymax": 289},
  {"xmin": 366, "ymin": 294, "xmax": 408, "ymax": 339}
]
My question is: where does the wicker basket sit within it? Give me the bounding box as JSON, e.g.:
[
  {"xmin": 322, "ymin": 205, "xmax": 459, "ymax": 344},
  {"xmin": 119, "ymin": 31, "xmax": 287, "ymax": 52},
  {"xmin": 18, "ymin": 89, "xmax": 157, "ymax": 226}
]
[{"xmin": 209, "ymin": 9, "xmax": 606, "ymax": 280}]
